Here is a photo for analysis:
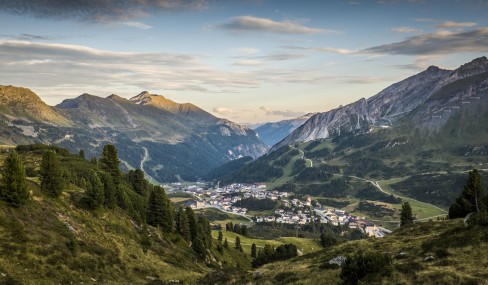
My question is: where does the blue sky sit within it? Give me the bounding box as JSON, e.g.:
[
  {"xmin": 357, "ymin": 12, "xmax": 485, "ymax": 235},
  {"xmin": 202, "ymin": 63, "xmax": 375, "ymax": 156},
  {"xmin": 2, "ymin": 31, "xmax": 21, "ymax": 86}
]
[{"xmin": 0, "ymin": 0, "xmax": 487, "ymax": 123}]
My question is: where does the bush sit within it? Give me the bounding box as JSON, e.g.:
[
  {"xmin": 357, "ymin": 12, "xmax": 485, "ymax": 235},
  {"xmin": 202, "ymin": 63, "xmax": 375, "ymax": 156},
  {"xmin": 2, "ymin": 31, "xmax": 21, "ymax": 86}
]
[{"xmin": 340, "ymin": 251, "xmax": 392, "ymax": 284}]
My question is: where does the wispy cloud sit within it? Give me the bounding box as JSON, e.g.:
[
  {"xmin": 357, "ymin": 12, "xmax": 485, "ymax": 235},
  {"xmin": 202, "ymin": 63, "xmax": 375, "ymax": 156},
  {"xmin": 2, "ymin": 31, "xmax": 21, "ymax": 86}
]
[
  {"xmin": 363, "ymin": 27, "xmax": 488, "ymax": 55},
  {"xmin": 0, "ymin": 0, "xmax": 207, "ymax": 22},
  {"xmin": 216, "ymin": 16, "xmax": 329, "ymax": 35},
  {"xmin": 233, "ymin": 47, "xmax": 260, "ymax": 55},
  {"xmin": 213, "ymin": 107, "xmax": 234, "ymax": 116},
  {"xmin": 260, "ymin": 106, "xmax": 304, "ymax": 118},
  {"xmin": 254, "ymin": 53, "xmax": 306, "ymax": 61},
  {"xmin": 434, "ymin": 21, "xmax": 477, "ymax": 28},
  {"xmin": 282, "ymin": 45, "xmax": 355, "ymax": 54},
  {"xmin": 391, "ymin": 26, "xmax": 421, "ymax": 33},
  {"xmin": 234, "ymin": 60, "xmax": 263, "ymax": 66},
  {"xmin": 0, "ymin": 33, "xmax": 52, "ymax": 41},
  {"xmin": 123, "ymin": 21, "xmax": 153, "ymax": 29},
  {"xmin": 393, "ymin": 55, "xmax": 443, "ymax": 70}
]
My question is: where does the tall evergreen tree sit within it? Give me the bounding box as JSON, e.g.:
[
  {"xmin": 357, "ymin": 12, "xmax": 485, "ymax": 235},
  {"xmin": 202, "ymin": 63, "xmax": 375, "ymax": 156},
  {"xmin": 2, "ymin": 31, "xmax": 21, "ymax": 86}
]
[
  {"xmin": 400, "ymin": 201, "xmax": 414, "ymax": 227},
  {"xmin": 449, "ymin": 169, "xmax": 486, "ymax": 218},
  {"xmin": 223, "ymin": 238, "xmax": 229, "ymax": 249},
  {"xmin": 86, "ymin": 171, "xmax": 104, "ymax": 209},
  {"xmin": 79, "ymin": 149, "xmax": 85, "ymax": 160},
  {"xmin": 251, "ymin": 243, "xmax": 257, "ymax": 258},
  {"xmin": 99, "ymin": 144, "xmax": 121, "ymax": 184},
  {"xmin": 147, "ymin": 186, "xmax": 173, "ymax": 233},
  {"xmin": 176, "ymin": 206, "xmax": 191, "ymax": 241},
  {"xmin": 186, "ymin": 206, "xmax": 198, "ymax": 241},
  {"xmin": 128, "ymin": 169, "xmax": 147, "ymax": 196},
  {"xmin": 198, "ymin": 216, "xmax": 212, "ymax": 248},
  {"xmin": 218, "ymin": 231, "xmax": 223, "ymax": 242},
  {"xmin": 235, "ymin": 236, "xmax": 241, "ymax": 250},
  {"xmin": 99, "ymin": 172, "xmax": 116, "ymax": 209},
  {"xmin": 40, "ymin": 151, "xmax": 63, "ymax": 197},
  {"xmin": 0, "ymin": 151, "xmax": 28, "ymax": 207}
]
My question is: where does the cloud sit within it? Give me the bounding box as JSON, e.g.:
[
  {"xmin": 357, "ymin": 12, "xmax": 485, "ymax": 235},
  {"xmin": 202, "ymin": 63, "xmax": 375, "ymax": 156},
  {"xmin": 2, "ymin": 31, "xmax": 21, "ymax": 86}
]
[
  {"xmin": 0, "ymin": 0, "xmax": 207, "ymax": 22},
  {"xmin": 434, "ymin": 21, "xmax": 477, "ymax": 29},
  {"xmin": 216, "ymin": 16, "xmax": 328, "ymax": 35},
  {"xmin": 234, "ymin": 60, "xmax": 263, "ymax": 66},
  {"xmin": 213, "ymin": 107, "xmax": 234, "ymax": 116},
  {"xmin": 0, "ymin": 33, "xmax": 52, "ymax": 41},
  {"xmin": 254, "ymin": 53, "xmax": 306, "ymax": 61},
  {"xmin": 391, "ymin": 26, "xmax": 421, "ymax": 33},
  {"xmin": 260, "ymin": 106, "xmax": 304, "ymax": 118},
  {"xmin": 393, "ymin": 55, "xmax": 443, "ymax": 70},
  {"xmin": 233, "ymin": 47, "xmax": 260, "ymax": 54},
  {"xmin": 362, "ymin": 27, "xmax": 488, "ymax": 55},
  {"xmin": 123, "ymin": 21, "xmax": 153, "ymax": 29},
  {"xmin": 282, "ymin": 45, "xmax": 355, "ymax": 54}
]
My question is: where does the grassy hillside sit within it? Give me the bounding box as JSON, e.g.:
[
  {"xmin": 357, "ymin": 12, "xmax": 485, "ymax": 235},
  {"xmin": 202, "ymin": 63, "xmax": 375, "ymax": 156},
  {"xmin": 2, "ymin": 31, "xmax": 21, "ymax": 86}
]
[
  {"xmin": 201, "ymin": 219, "xmax": 488, "ymax": 284},
  {"xmin": 0, "ymin": 146, "xmax": 251, "ymax": 284}
]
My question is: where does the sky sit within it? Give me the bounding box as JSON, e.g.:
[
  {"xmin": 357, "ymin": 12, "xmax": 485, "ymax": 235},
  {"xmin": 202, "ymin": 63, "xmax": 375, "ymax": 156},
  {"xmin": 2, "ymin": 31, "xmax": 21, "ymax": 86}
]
[{"xmin": 0, "ymin": 0, "xmax": 487, "ymax": 124}]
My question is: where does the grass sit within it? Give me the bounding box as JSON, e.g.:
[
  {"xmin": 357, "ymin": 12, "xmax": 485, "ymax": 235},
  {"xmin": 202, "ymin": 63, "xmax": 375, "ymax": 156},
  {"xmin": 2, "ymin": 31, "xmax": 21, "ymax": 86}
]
[
  {"xmin": 212, "ymin": 230, "xmax": 321, "ymax": 256},
  {"xmin": 202, "ymin": 219, "xmax": 488, "ymax": 285}
]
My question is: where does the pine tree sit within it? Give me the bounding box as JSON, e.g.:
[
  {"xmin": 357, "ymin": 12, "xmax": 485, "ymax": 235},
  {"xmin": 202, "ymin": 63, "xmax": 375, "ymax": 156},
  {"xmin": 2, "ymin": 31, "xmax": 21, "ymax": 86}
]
[
  {"xmin": 198, "ymin": 216, "xmax": 212, "ymax": 248},
  {"xmin": 192, "ymin": 237, "xmax": 206, "ymax": 259},
  {"xmin": 0, "ymin": 151, "xmax": 28, "ymax": 207},
  {"xmin": 86, "ymin": 171, "xmax": 104, "ymax": 209},
  {"xmin": 235, "ymin": 236, "xmax": 241, "ymax": 250},
  {"xmin": 400, "ymin": 201, "xmax": 414, "ymax": 227},
  {"xmin": 128, "ymin": 169, "xmax": 147, "ymax": 196},
  {"xmin": 217, "ymin": 242, "xmax": 224, "ymax": 254},
  {"xmin": 449, "ymin": 169, "xmax": 486, "ymax": 218},
  {"xmin": 176, "ymin": 207, "xmax": 191, "ymax": 241},
  {"xmin": 218, "ymin": 231, "xmax": 223, "ymax": 242},
  {"xmin": 251, "ymin": 243, "xmax": 257, "ymax": 258},
  {"xmin": 186, "ymin": 206, "xmax": 198, "ymax": 241},
  {"xmin": 79, "ymin": 149, "xmax": 85, "ymax": 160},
  {"xmin": 99, "ymin": 172, "xmax": 116, "ymax": 209},
  {"xmin": 147, "ymin": 186, "xmax": 173, "ymax": 233},
  {"xmin": 223, "ymin": 238, "xmax": 229, "ymax": 249},
  {"xmin": 40, "ymin": 151, "xmax": 64, "ymax": 197},
  {"xmin": 320, "ymin": 232, "xmax": 338, "ymax": 248},
  {"xmin": 99, "ymin": 144, "xmax": 121, "ymax": 184}
]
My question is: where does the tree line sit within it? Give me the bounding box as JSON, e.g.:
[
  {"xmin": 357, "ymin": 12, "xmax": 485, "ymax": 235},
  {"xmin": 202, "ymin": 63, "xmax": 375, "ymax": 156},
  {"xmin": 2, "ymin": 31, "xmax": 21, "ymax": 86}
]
[{"xmin": 0, "ymin": 144, "xmax": 213, "ymax": 259}]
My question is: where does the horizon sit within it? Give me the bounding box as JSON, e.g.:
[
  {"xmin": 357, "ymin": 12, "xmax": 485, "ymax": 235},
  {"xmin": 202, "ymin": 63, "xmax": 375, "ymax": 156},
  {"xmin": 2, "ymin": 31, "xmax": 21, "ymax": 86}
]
[{"xmin": 1, "ymin": 0, "xmax": 487, "ymax": 123}]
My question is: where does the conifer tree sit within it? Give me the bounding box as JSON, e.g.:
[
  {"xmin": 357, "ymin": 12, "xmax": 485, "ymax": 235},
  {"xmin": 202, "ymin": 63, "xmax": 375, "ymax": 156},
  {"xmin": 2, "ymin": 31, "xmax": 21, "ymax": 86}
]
[
  {"xmin": 99, "ymin": 144, "xmax": 121, "ymax": 184},
  {"xmin": 0, "ymin": 151, "xmax": 28, "ymax": 207},
  {"xmin": 400, "ymin": 201, "xmax": 414, "ymax": 227},
  {"xmin": 128, "ymin": 169, "xmax": 147, "ymax": 196},
  {"xmin": 147, "ymin": 186, "xmax": 173, "ymax": 233},
  {"xmin": 217, "ymin": 242, "xmax": 224, "ymax": 254},
  {"xmin": 251, "ymin": 243, "xmax": 257, "ymax": 258},
  {"xmin": 198, "ymin": 216, "xmax": 212, "ymax": 248},
  {"xmin": 79, "ymin": 149, "xmax": 85, "ymax": 160},
  {"xmin": 223, "ymin": 238, "xmax": 229, "ymax": 249},
  {"xmin": 218, "ymin": 231, "xmax": 223, "ymax": 242},
  {"xmin": 176, "ymin": 206, "xmax": 191, "ymax": 241},
  {"xmin": 99, "ymin": 172, "xmax": 116, "ymax": 209},
  {"xmin": 235, "ymin": 236, "xmax": 241, "ymax": 250},
  {"xmin": 186, "ymin": 206, "xmax": 198, "ymax": 241},
  {"xmin": 86, "ymin": 171, "xmax": 104, "ymax": 209},
  {"xmin": 192, "ymin": 237, "xmax": 206, "ymax": 259},
  {"xmin": 40, "ymin": 151, "xmax": 63, "ymax": 197},
  {"xmin": 449, "ymin": 169, "xmax": 486, "ymax": 218}
]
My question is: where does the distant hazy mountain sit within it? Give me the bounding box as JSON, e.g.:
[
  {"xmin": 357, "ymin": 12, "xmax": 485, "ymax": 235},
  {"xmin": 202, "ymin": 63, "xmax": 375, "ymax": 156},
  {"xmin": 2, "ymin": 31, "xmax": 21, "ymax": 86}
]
[
  {"xmin": 274, "ymin": 56, "xmax": 488, "ymax": 149},
  {"xmin": 254, "ymin": 113, "xmax": 316, "ymax": 146},
  {"xmin": 0, "ymin": 87, "xmax": 268, "ymax": 182}
]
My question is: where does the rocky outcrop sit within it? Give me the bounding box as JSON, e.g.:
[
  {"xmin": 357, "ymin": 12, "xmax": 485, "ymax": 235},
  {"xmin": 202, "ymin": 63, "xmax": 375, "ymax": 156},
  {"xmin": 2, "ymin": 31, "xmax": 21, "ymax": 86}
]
[
  {"xmin": 254, "ymin": 113, "xmax": 316, "ymax": 146},
  {"xmin": 273, "ymin": 57, "xmax": 488, "ymax": 150}
]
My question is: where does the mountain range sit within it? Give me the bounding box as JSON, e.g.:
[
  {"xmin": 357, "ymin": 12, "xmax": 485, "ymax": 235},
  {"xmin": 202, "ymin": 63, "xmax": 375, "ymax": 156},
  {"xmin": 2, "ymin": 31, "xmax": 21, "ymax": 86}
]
[
  {"xmin": 253, "ymin": 113, "xmax": 316, "ymax": 147},
  {"xmin": 274, "ymin": 56, "xmax": 488, "ymax": 149},
  {"xmin": 0, "ymin": 87, "xmax": 267, "ymax": 182}
]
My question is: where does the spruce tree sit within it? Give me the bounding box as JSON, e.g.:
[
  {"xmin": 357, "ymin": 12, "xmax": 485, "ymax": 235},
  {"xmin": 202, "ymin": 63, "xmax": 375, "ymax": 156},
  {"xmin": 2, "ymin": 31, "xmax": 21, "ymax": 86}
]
[
  {"xmin": 186, "ymin": 206, "xmax": 198, "ymax": 241},
  {"xmin": 99, "ymin": 172, "xmax": 116, "ymax": 209},
  {"xmin": 449, "ymin": 169, "xmax": 486, "ymax": 218},
  {"xmin": 223, "ymin": 238, "xmax": 229, "ymax": 248},
  {"xmin": 198, "ymin": 216, "xmax": 212, "ymax": 248},
  {"xmin": 128, "ymin": 169, "xmax": 147, "ymax": 196},
  {"xmin": 40, "ymin": 151, "xmax": 63, "ymax": 197},
  {"xmin": 235, "ymin": 236, "xmax": 241, "ymax": 250},
  {"xmin": 86, "ymin": 171, "xmax": 104, "ymax": 209},
  {"xmin": 99, "ymin": 144, "xmax": 121, "ymax": 184},
  {"xmin": 147, "ymin": 186, "xmax": 173, "ymax": 233},
  {"xmin": 251, "ymin": 243, "xmax": 257, "ymax": 258},
  {"xmin": 0, "ymin": 151, "xmax": 28, "ymax": 207},
  {"xmin": 400, "ymin": 201, "xmax": 414, "ymax": 227},
  {"xmin": 176, "ymin": 206, "xmax": 191, "ymax": 241},
  {"xmin": 218, "ymin": 231, "xmax": 223, "ymax": 242}
]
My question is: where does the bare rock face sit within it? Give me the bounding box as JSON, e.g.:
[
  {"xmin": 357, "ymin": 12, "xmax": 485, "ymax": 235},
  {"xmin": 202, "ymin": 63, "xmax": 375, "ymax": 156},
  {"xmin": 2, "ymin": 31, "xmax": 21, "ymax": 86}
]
[
  {"xmin": 254, "ymin": 113, "xmax": 316, "ymax": 146},
  {"xmin": 273, "ymin": 57, "xmax": 488, "ymax": 150}
]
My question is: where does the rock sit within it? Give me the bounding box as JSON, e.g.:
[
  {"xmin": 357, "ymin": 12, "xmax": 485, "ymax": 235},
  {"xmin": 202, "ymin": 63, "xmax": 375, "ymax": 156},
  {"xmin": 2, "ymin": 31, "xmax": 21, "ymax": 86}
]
[
  {"xmin": 1, "ymin": 272, "xmax": 6, "ymax": 277},
  {"xmin": 424, "ymin": 256, "xmax": 436, "ymax": 262},
  {"xmin": 329, "ymin": 256, "xmax": 346, "ymax": 266},
  {"xmin": 395, "ymin": 252, "xmax": 408, "ymax": 259}
]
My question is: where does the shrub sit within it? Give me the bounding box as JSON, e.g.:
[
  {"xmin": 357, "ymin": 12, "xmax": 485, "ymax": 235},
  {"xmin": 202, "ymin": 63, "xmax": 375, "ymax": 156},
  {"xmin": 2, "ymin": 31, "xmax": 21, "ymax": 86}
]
[{"xmin": 340, "ymin": 251, "xmax": 392, "ymax": 284}]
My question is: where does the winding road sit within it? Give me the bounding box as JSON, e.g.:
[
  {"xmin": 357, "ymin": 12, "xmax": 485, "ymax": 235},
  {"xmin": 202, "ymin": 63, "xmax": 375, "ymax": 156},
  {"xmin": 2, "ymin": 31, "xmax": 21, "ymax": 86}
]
[
  {"xmin": 140, "ymin": 146, "xmax": 155, "ymax": 184},
  {"xmin": 290, "ymin": 146, "xmax": 313, "ymax": 167}
]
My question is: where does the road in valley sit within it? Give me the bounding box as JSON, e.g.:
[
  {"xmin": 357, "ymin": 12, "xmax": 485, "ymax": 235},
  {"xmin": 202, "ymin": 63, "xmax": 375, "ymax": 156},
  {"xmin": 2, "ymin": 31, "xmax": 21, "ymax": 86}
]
[{"xmin": 290, "ymin": 146, "xmax": 313, "ymax": 167}]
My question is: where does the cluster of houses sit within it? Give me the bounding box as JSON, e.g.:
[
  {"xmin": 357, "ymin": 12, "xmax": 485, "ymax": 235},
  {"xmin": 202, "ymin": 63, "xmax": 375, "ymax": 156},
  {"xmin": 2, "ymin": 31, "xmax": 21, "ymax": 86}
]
[{"xmin": 173, "ymin": 182, "xmax": 387, "ymax": 238}]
